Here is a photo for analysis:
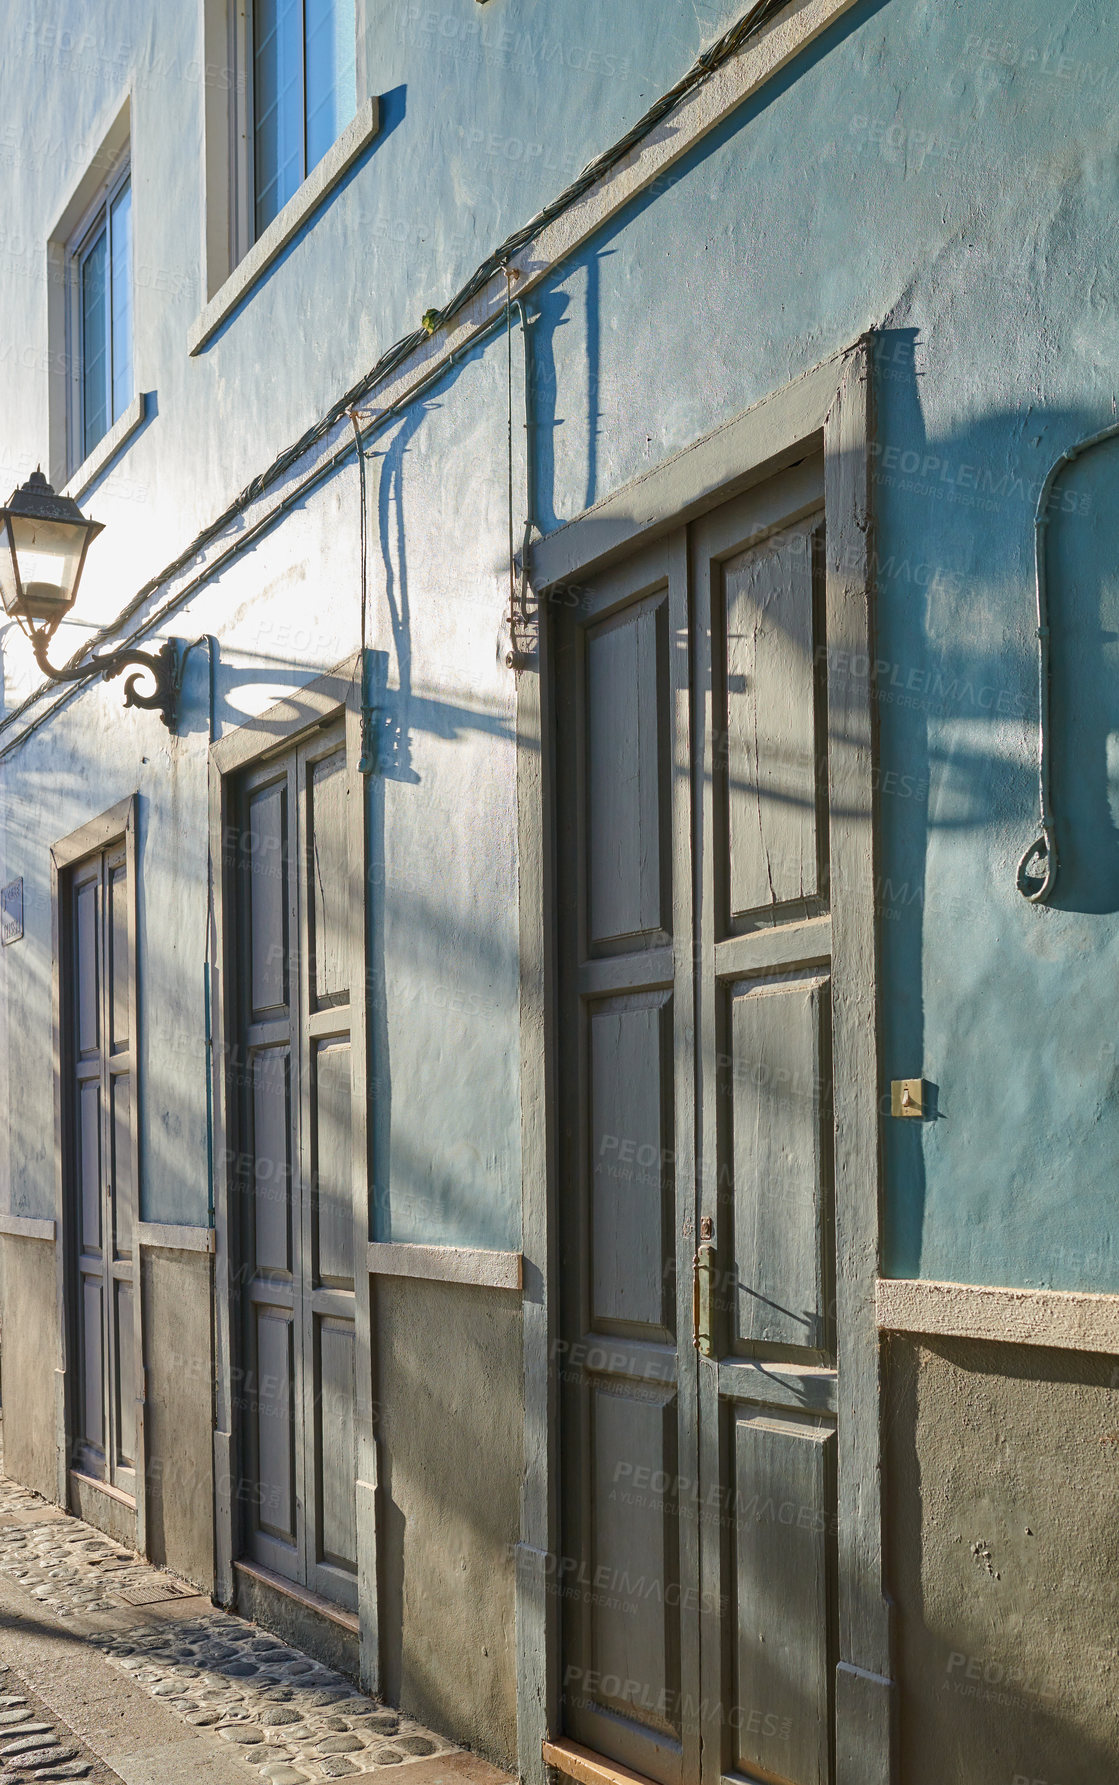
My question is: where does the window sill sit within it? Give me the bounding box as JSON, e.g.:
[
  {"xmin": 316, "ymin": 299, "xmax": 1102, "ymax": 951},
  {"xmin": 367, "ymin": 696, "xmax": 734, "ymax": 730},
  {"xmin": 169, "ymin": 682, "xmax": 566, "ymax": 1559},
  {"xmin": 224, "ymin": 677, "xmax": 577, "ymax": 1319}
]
[
  {"xmin": 64, "ymin": 390, "xmax": 147, "ymax": 502},
  {"xmin": 188, "ymin": 95, "xmax": 381, "ymax": 357}
]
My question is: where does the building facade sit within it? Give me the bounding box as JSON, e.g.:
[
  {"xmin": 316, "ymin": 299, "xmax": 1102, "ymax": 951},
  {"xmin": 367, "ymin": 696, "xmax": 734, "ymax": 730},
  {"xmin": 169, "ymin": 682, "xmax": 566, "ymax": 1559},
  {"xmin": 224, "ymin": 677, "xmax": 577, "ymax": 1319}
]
[{"xmin": 1, "ymin": 2, "xmax": 1118, "ymax": 1783}]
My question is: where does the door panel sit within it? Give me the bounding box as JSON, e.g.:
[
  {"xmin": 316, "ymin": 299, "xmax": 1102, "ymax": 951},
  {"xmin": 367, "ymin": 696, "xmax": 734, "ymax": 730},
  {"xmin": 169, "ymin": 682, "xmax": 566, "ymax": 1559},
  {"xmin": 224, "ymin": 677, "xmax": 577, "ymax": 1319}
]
[
  {"xmin": 315, "ymin": 1316, "xmax": 357, "ymax": 1571},
  {"xmin": 108, "ymin": 858, "xmax": 129, "ymax": 1048},
  {"xmin": 65, "ymin": 842, "xmax": 137, "ymax": 1497},
  {"xmin": 585, "ymin": 595, "xmax": 671, "ymax": 950},
  {"xmin": 235, "ymin": 724, "xmax": 357, "ymax": 1610},
  {"xmin": 589, "ymin": 1380, "xmax": 681, "ymax": 1734},
  {"xmin": 727, "ymin": 973, "xmax": 832, "ymax": 1355},
  {"xmin": 110, "ymin": 1078, "xmax": 133, "ymax": 1255},
  {"xmin": 721, "ymin": 516, "xmax": 827, "ymax": 924},
  {"xmin": 75, "ymin": 877, "xmax": 99, "ymax": 1054},
  {"xmin": 252, "ymin": 1050, "xmax": 293, "ymax": 1274},
  {"xmin": 589, "ymin": 995, "xmax": 673, "ymax": 1335},
  {"xmin": 114, "ymin": 1280, "xmax": 136, "ymax": 1466},
  {"xmin": 731, "ymin": 1413, "xmax": 835, "ymax": 1785},
  {"xmin": 309, "ymin": 751, "xmax": 349, "ymax": 1006},
  {"xmin": 312, "ymin": 1039, "xmax": 353, "ymax": 1284},
  {"xmin": 80, "ymin": 1278, "xmax": 104, "ymax": 1460},
  {"xmin": 248, "ymin": 781, "xmax": 289, "ymax": 1016},
  {"xmin": 255, "ymin": 1305, "xmax": 298, "ymax": 1548},
  {"xmin": 78, "ymin": 1081, "xmax": 102, "ymax": 1251}
]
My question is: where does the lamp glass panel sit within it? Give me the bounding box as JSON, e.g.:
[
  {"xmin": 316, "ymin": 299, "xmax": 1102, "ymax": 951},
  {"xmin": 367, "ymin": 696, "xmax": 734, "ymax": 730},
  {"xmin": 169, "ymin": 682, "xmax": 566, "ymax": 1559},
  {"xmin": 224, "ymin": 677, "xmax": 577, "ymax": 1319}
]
[
  {"xmin": 9, "ymin": 514, "xmax": 84, "ymax": 619},
  {"xmin": 0, "ymin": 521, "xmax": 21, "ymax": 617}
]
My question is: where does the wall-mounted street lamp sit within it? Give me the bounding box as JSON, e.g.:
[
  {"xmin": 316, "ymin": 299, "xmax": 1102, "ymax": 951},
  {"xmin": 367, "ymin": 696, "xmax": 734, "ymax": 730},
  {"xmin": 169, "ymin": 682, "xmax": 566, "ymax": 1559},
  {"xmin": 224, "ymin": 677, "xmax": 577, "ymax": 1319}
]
[{"xmin": 0, "ymin": 470, "xmax": 184, "ymax": 728}]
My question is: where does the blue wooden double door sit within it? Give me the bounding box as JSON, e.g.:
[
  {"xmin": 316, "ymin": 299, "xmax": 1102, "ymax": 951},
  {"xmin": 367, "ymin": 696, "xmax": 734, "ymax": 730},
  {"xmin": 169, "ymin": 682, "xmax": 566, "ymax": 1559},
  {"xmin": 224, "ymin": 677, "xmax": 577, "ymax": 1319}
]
[
  {"xmin": 231, "ymin": 721, "xmax": 359, "ymax": 1611},
  {"xmin": 63, "ymin": 838, "xmax": 138, "ymax": 1499},
  {"xmin": 555, "ymin": 460, "xmax": 842, "ymax": 1785}
]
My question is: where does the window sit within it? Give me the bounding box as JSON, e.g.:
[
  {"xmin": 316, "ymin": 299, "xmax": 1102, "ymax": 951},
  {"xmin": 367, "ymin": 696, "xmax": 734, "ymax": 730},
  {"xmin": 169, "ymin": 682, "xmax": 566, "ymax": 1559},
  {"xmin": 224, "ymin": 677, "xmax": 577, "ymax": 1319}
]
[
  {"xmin": 196, "ymin": 0, "xmax": 376, "ymax": 332},
  {"xmin": 252, "ymin": 0, "xmax": 357, "ymax": 237},
  {"xmin": 68, "ymin": 160, "xmax": 133, "ymax": 469}
]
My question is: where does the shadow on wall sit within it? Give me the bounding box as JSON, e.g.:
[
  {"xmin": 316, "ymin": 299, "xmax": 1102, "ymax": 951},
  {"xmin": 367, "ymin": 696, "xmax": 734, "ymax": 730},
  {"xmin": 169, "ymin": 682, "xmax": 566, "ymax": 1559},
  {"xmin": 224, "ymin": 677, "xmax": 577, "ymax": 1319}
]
[{"xmin": 868, "ymin": 334, "xmax": 1119, "ymax": 1276}]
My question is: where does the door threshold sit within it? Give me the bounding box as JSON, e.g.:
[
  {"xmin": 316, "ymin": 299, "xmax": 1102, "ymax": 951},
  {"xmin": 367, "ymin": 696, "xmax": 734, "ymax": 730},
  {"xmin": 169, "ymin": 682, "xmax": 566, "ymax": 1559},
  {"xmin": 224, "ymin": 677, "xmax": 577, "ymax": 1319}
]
[
  {"xmin": 543, "ymin": 1738, "xmax": 662, "ymax": 1785},
  {"xmin": 68, "ymin": 1468, "xmax": 136, "ymax": 1511},
  {"xmin": 233, "ymin": 1558, "xmax": 359, "ymax": 1634}
]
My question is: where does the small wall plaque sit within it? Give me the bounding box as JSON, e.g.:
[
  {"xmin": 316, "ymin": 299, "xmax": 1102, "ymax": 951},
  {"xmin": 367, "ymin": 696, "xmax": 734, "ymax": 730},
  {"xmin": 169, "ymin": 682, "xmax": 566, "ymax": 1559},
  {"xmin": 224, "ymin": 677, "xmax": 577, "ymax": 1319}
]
[{"xmin": 1, "ymin": 878, "xmax": 23, "ymax": 946}]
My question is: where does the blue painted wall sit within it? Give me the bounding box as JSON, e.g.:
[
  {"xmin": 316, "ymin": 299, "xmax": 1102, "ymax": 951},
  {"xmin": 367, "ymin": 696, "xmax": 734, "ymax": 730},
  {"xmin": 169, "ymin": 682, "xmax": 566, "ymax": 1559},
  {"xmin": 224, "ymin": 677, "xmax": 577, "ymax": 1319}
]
[
  {"xmin": 518, "ymin": 0, "xmax": 1119, "ymax": 1292},
  {"xmin": 2, "ymin": 0, "xmax": 1118, "ymax": 1286}
]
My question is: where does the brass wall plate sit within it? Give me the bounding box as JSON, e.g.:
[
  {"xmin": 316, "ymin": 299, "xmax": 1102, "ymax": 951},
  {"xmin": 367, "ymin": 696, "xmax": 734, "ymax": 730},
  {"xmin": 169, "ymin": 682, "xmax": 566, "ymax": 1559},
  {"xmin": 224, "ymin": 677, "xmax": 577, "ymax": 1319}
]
[{"xmin": 891, "ymin": 1078, "xmax": 924, "ymax": 1118}]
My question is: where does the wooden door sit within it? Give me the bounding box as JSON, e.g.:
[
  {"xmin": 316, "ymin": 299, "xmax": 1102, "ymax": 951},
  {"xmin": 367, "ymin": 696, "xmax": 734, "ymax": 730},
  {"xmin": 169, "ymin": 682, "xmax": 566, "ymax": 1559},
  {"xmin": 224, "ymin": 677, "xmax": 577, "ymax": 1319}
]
[
  {"xmin": 554, "ymin": 534, "xmax": 701, "ymax": 1785},
  {"xmin": 555, "ymin": 453, "xmax": 846, "ymax": 1785},
  {"xmin": 234, "ymin": 721, "xmax": 358, "ymax": 1610},
  {"xmin": 65, "ymin": 841, "xmax": 137, "ymax": 1498},
  {"xmin": 693, "ymin": 458, "xmax": 840, "ymax": 1785}
]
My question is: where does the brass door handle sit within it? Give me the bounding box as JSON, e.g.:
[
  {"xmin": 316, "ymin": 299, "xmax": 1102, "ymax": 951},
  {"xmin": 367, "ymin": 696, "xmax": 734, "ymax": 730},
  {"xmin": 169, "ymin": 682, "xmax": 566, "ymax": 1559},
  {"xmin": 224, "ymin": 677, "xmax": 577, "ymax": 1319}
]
[{"xmin": 692, "ymin": 1243, "xmax": 716, "ymax": 1358}]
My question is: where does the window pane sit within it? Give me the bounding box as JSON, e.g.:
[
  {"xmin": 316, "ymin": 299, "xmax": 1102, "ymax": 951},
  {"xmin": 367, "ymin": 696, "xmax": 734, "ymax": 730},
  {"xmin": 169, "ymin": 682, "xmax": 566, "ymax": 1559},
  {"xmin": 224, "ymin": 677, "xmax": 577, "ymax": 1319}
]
[
  {"xmin": 110, "ymin": 180, "xmax": 133, "ymax": 426},
  {"xmin": 80, "ymin": 226, "xmax": 109, "ymax": 461},
  {"xmin": 305, "ymin": 0, "xmax": 356, "ymax": 175},
  {"xmin": 254, "ymin": 0, "xmax": 304, "ymax": 235}
]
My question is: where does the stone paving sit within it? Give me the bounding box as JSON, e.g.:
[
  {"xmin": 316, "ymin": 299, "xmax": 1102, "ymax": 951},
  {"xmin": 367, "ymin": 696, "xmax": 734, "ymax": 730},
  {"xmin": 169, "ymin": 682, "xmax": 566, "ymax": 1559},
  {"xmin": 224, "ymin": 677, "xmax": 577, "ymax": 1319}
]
[
  {"xmin": 0, "ymin": 1472, "xmax": 459, "ymax": 1785},
  {"xmin": 0, "ymin": 1659, "xmax": 119, "ymax": 1782}
]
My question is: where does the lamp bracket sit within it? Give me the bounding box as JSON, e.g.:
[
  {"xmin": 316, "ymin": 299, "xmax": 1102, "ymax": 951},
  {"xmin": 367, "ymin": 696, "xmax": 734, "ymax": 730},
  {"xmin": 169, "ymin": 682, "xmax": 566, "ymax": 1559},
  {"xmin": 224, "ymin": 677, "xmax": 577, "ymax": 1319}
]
[{"xmin": 32, "ymin": 632, "xmax": 187, "ymax": 730}]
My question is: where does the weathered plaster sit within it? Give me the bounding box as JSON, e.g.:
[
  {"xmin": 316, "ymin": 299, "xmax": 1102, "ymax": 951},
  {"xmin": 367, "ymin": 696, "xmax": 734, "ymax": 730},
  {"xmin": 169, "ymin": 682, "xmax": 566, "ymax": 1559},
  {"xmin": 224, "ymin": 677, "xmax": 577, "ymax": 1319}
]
[
  {"xmin": 885, "ymin": 1335, "xmax": 1119, "ymax": 1783},
  {"xmin": 142, "ymin": 1247, "xmax": 215, "ymax": 1590},
  {"xmin": 0, "ymin": 1235, "xmax": 59, "ymax": 1500},
  {"xmin": 374, "ymin": 1277, "xmax": 522, "ymax": 1769}
]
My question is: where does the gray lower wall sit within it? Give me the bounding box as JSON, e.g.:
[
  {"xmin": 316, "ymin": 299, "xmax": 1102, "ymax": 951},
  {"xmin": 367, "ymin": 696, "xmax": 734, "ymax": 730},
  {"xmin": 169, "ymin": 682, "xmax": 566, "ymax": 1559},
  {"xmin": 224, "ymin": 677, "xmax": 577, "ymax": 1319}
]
[
  {"xmin": 234, "ymin": 1565, "xmax": 359, "ymax": 1679},
  {"xmin": 374, "ymin": 1276, "xmax": 523, "ymax": 1771},
  {"xmin": 0, "ymin": 1235, "xmax": 58, "ymax": 1501},
  {"xmin": 69, "ymin": 1470, "xmax": 138, "ymax": 1549},
  {"xmin": 142, "ymin": 1248, "xmax": 214, "ymax": 1591},
  {"xmin": 885, "ymin": 1334, "xmax": 1119, "ymax": 1784}
]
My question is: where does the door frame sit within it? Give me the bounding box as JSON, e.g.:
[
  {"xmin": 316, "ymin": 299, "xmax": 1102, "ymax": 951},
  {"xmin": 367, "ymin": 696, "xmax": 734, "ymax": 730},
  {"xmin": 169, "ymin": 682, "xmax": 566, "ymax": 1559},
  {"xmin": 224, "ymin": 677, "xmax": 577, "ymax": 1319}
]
[
  {"xmin": 51, "ymin": 793, "xmax": 144, "ymax": 1550},
  {"xmin": 518, "ymin": 338, "xmax": 893, "ymax": 1785},
  {"xmin": 209, "ymin": 652, "xmax": 377, "ymax": 1687}
]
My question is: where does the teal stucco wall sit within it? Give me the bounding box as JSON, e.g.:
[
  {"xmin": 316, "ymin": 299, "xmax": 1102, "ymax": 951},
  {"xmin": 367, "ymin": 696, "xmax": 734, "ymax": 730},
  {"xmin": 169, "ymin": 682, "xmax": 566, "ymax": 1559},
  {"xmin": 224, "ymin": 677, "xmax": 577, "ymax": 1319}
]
[{"xmin": 1, "ymin": 0, "xmax": 1118, "ymax": 1285}]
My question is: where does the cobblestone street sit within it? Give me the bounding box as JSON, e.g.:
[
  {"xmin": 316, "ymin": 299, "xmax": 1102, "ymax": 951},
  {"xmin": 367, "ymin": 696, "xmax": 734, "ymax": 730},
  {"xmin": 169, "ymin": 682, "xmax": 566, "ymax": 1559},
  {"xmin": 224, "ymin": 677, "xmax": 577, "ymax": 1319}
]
[
  {"xmin": 0, "ymin": 1659, "xmax": 125, "ymax": 1782},
  {"xmin": 0, "ymin": 1458, "xmax": 503, "ymax": 1785}
]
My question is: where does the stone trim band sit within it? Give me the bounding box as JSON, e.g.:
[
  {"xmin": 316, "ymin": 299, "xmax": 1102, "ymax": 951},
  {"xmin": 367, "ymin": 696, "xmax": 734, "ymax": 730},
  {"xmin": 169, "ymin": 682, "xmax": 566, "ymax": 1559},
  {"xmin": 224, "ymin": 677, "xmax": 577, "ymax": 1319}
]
[{"xmin": 877, "ymin": 1276, "xmax": 1119, "ymax": 1356}]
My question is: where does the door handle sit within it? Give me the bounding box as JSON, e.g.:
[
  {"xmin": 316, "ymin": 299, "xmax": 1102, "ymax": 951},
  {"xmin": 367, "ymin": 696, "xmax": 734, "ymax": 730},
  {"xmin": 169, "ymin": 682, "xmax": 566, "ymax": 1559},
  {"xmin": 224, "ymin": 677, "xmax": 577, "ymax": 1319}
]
[{"xmin": 692, "ymin": 1243, "xmax": 716, "ymax": 1359}]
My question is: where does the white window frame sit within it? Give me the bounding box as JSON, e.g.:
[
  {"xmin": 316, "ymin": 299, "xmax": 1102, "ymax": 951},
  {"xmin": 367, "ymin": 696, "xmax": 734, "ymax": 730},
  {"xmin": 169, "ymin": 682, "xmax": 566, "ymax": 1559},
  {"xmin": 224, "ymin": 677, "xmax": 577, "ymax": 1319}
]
[
  {"xmin": 65, "ymin": 151, "xmax": 133, "ymax": 478},
  {"xmin": 47, "ymin": 92, "xmax": 135, "ymax": 493},
  {"xmin": 204, "ymin": 0, "xmax": 368, "ymax": 298}
]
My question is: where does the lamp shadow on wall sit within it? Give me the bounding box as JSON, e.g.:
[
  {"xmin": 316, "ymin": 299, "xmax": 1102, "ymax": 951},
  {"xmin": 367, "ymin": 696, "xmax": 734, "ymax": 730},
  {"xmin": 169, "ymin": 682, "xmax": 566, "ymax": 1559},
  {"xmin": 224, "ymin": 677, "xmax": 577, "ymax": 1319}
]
[{"xmin": 526, "ymin": 246, "xmax": 614, "ymax": 533}]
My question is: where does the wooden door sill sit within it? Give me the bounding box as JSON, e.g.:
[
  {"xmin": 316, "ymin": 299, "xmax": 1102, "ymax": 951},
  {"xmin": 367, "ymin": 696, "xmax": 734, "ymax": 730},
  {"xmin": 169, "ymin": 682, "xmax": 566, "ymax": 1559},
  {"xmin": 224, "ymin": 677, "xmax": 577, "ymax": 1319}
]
[
  {"xmin": 543, "ymin": 1739, "xmax": 662, "ymax": 1785},
  {"xmin": 233, "ymin": 1558, "xmax": 359, "ymax": 1634},
  {"xmin": 69, "ymin": 1468, "xmax": 136, "ymax": 1511}
]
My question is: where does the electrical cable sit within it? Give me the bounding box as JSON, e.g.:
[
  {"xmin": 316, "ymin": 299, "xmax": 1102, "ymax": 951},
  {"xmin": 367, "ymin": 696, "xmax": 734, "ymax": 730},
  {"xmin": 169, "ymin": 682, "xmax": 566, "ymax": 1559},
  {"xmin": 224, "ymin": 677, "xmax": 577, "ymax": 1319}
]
[{"xmin": 0, "ymin": 0, "xmax": 787, "ymax": 753}]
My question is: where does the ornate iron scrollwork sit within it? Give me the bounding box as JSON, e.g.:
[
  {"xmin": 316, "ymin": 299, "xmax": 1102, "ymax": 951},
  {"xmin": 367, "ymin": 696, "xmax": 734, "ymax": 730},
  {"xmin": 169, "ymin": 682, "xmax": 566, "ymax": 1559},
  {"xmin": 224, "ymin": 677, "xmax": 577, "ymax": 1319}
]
[{"xmin": 32, "ymin": 633, "xmax": 186, "ymax": 730}]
